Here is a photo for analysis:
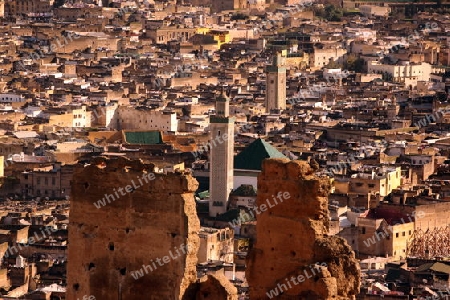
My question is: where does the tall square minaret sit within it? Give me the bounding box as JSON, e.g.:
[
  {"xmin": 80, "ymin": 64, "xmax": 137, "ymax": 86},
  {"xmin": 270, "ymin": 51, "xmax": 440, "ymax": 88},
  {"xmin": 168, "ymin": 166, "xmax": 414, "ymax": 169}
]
[
  {"xmin": 209, "ymin": 91, "xmax": 235, "ymax": 217},
  {"xmin": 265, "ymin": 50, "xmax": 287, "ymax": 113}
]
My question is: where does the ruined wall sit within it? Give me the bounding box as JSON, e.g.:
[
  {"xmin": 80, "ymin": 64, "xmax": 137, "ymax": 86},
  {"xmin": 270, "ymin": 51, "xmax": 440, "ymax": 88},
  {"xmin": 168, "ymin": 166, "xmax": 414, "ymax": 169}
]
[
  {"xmin": 67, "ymin": 157, "xmax": 200, "ymax": 300},
  {"xmin": 195, "ymin": 273, "xmax": 238, "ymax": 300},
  {"xmin": 246, "ymin": 159, "xmax": 360, "ymax": 300}
]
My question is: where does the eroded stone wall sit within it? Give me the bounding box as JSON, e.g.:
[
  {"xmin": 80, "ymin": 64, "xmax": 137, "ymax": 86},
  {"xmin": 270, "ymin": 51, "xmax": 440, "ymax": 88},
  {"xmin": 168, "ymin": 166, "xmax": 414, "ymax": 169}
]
[
  {"xmin": 246, "ymin": 158, "xmax": 360, "ymax": 300},
  {"xmin": 67, "ymin": 157, "xmax": 200, "ymax": 300}
]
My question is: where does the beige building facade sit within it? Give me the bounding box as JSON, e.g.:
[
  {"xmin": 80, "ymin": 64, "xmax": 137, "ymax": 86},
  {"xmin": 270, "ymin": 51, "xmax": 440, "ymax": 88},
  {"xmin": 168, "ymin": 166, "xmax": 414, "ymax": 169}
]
[{"xmin": 197, "ymin": 227, "xmax": 234, "ymax": 264}]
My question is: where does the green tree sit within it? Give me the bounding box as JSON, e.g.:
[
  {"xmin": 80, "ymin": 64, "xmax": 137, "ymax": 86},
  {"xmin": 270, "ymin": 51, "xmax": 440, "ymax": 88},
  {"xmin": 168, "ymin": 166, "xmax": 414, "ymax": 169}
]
[
  {"xmin": 53, "ymin": 0, "xmax": 65, "ymax": 8},
  {"xmin": 382, "ymin": 71, "xmax": 393, "ymax": 82},
  {"xmin": 344, "ymin": 55, "xmax": 365, "ymax": 72},
  {"xmin": 314, "ymin": 5, "xmax": 344, "ymax": 21},
  {"xmin": 326, "ymin": 60, "xmax": 343, "ymax": 69}
]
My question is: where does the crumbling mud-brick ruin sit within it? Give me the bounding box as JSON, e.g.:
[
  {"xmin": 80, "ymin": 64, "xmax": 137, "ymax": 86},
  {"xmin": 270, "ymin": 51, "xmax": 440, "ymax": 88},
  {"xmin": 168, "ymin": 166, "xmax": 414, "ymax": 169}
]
[
  {"xmin": 67, "ymin": 157, "xmax": 358, "ymax": 300},
  {"xmin": 67, "ymin": 157, "xmax": 238, "ymax": 300},
  {"xmin": 246, "ymin": 158, "xmax": 360, "ymax": 300}
]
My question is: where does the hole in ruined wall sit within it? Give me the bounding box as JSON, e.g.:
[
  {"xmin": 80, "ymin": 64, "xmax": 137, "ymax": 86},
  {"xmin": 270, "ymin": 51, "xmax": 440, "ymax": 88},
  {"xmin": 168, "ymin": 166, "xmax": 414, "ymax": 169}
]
[
  {"xmin": 271, "ymin": 247, "xmax": 274, "ymax": 251},
  {"xmin": 171, "ymin": 233, "xmax": 177, "ymax": 238},
  {"xmin": 84, "ymin": 182, "xmax": 89, "ymax": 189},
  {"xmin": 88, "ymin": 263, "xmax": 95, "ymax": 271},
  {"xmin": 126, "ymin": 228, "xmax": 130, "ymax": 234},
  {"xmin": 291, "ymin": 251, "xmax": 296, "ymax": 257},
  {"xmin": 109, "ymin": 242, "xmax": 115, "ymax": 251},
  {"xmin": 270, "ymin": 267, "xmax": 274, "ymax": 271},
  {"xmin": 119, "ymin": 267, "xmax": 126, "ymax": 275},
  {"xmin": 73, "ymin": 283, "xmax": 80, "ymax": 291}
]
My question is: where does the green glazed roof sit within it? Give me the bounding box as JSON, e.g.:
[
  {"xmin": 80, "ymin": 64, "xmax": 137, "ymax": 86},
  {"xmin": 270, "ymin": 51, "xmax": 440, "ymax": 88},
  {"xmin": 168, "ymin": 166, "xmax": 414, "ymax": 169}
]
[
  {"xmin": 124, "ymin": 131, "xmax": 163, "ymax": 145},
  {"xmin": 234, "ymin": 138, "xmax": 287, "ymax": 171}
]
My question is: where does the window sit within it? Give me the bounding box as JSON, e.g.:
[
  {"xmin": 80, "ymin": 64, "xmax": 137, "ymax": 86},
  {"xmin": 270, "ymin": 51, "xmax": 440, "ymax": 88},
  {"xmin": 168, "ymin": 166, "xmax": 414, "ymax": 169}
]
[
  {"xmin": 362, "ymin": 227, "xmax": 366, "ymax": 234},
  {"xmin": 52, "ymin": 178, "xmax": 56, "ymax": 185},
  {"xmin": 37, "ymin": 178, "xmax": 41, "ymax": 185},
  {"xmin": 402, "ymin": 232, "xmax": 405, "ymax": 236},
  {"xmin": 368, "ymin": 184, "xmax": 375, "ymax": 188},
  {"xmin": 409, "ymin": 230, "xmax": 412, "ymax": 235},
  {"xmin": 396, "ymin": 233, "xmax": 399, "ymax": 238}
]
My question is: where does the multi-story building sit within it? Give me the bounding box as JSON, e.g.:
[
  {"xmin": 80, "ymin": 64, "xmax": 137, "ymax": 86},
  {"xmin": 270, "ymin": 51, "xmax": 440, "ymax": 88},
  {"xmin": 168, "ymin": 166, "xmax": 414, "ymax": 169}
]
[
  {"xmin": 6, "ymin": 0, "xmax": 53, "ymax": 17},
  {"xmin": 197, "ymin": 227, "xmax": 234, "ymax": 264},
  {"xmin": 114, "ymin": 107, "xmax": 178, "ymax": 133},
  {"xmin": 18, "ymin": 163, "xmax": 73, "ymax": 199},
  {"xmin": 310, "ymin": 47, "xmax": 347, "ymax": 69},
  {"xmin": 357, "ymin": 214, "xmax": 415, "ymax": 259},
  {"xmin": 0, "ymin": 94, "xmax": 24, "ymax": 103},
  {"xmin": 368, "ymin": 61, "xmax": 432, "ymax": 88},
  {"xmin": 146, "ymin": 25, "xmax": 197, "ymax": 45},
  {"xmin": 46, "ymin": 106, "xmax": 92, "ymax": 128},
  {"xmin": 349, "ymin": 166, "xmax": 402, "ymax": 197}
]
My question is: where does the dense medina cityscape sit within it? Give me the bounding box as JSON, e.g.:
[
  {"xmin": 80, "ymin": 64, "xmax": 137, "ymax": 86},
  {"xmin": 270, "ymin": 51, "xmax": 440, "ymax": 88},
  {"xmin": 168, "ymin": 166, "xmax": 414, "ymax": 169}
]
[{"xmin": 1, "ymin": 0, "xmax": 450, "ymax": 299}]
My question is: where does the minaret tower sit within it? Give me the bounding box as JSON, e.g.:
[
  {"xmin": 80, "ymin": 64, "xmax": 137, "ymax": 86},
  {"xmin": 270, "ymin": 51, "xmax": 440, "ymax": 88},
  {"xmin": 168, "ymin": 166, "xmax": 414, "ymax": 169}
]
[
  {"xmin": 209, "ymin": 90, "xmax": 235, "ymax": 217},
  {"xmin": 265, "ymin": 50, "xmax": 287, "ymax": 113}
]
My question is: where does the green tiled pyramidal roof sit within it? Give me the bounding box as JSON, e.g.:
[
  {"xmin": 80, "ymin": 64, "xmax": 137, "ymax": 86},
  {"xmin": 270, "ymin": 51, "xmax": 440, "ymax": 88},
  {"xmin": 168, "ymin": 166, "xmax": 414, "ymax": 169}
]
[
  {"xmin": 124, "ymin": 131, "xmax": 163, "ymax": 145},
  {"xmin": 234, "ymin": 138, "xmax": 287, "ymax": 171}
]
